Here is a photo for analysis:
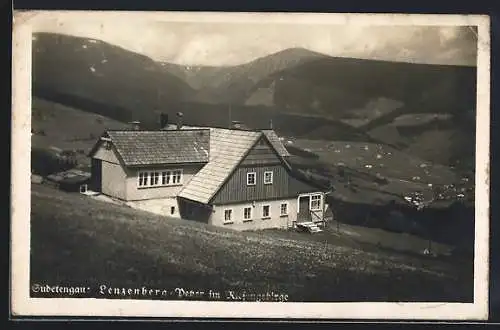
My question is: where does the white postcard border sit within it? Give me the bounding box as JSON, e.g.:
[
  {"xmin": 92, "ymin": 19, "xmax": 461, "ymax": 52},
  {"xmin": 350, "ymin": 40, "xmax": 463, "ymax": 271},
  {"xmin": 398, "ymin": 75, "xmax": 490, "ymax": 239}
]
[{"xmin": 11, "ymin": 11, "xmax": 491, "ymax": 320}]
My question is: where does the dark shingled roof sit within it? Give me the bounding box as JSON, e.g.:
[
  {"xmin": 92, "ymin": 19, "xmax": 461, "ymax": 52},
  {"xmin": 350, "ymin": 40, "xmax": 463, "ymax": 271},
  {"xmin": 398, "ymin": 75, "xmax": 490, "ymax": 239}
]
[
  {"xmin": 106, "ymin": 130, "xmax": 210, "ymax": 166},
  {"xmin": 163, "ymin": 125, "xmax": 290, "ymax": 158}
]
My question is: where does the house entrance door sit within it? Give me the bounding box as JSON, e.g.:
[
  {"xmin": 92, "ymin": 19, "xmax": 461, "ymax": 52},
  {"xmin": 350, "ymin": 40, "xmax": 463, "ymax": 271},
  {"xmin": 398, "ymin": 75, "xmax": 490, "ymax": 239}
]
[
  {"xmin": 298, "ymin": 195, "xmax": 311, "ymax": 223},
  {"xmin": 91, "ymin": 158, "xmax": 102, "ymax": 192}
]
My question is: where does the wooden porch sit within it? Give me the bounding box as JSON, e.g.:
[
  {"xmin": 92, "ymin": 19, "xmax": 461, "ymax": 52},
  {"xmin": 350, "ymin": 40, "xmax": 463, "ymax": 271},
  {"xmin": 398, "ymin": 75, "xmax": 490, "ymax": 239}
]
[{"xmin": 293, "ymin": 192, "xmax": 330, "ymax": 233}]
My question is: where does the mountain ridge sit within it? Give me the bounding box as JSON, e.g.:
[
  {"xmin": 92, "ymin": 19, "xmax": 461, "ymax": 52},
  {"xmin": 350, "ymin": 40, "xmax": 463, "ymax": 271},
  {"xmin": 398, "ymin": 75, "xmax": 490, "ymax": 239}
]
[
  {"xmin": 31, "ymin": 32, "xmax": 477, "ymax": 170},
  {"xmin": 32, "ymin": 32, "xmax": 195, "ymax": 123}
]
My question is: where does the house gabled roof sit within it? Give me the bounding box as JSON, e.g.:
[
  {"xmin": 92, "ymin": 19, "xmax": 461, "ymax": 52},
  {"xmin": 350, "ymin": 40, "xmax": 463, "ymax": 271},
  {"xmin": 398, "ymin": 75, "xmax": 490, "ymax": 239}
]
[
  {"xmin": 178, "ymin": 127, "xmax": 324, "ymax": 205},
  {"xmin": 163, "ymin": 125, "xmax": 290, "ymax": 158},
  {"xmin": 88, "ymin": 129, "xmax": 210, "ymax": 167},
  {"xmin": 178, "ymin": 129, "xmax": 262, "ymax": 204},
  {"xmin": 261, "ymin": 129, "xmax": 290, "ymax": 157},
  {"xmin": 87, "ymin": 122, "xmax": 306, "ymax": 204}
]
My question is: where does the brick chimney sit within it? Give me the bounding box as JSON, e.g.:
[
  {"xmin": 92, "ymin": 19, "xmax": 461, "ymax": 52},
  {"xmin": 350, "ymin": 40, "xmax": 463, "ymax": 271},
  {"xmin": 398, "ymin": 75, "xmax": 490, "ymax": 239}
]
[
  {"xmin": 160, "ymin": 113, "xmax": 169, "ymax": 129},
  {"xmin": 231, "ymin": 120, "xmax": 243, "ymax": 130},
  {"xmin": 129, "ymin": 121, "xmax": 141, "ymax": 130},
  {"xmin": 176, "ymin": 112, "xmax": 183, "ymax": 130}
]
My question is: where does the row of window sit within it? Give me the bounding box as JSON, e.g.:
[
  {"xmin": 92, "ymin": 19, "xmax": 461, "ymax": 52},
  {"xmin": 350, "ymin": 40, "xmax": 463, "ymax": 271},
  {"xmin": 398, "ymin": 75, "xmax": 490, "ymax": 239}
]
[
  {"xmin": 247, "ymin": 171, "xmax": 273, "ymax": 186},
  {"xmin": 223, "ymin": 203, "xmax": 288, "ymax": 224},
  {"xmin": 137, "ymin": 170, "xmax": 183, "ymax": 188},
  {"xmin": 137, "ymin": 169, "xmax": 275, "ymax": 188}
]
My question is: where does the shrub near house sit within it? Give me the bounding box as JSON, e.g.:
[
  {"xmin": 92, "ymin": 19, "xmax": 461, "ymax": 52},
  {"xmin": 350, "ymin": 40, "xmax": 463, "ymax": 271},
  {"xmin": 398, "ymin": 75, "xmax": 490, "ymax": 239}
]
[{"xmin": 32, "ymin": 147, "xmax": 78, "ymax": 176}]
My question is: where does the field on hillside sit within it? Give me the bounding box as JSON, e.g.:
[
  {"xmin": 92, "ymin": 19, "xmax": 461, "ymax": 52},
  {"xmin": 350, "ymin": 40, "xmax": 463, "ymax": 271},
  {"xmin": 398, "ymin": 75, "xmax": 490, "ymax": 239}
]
[
  {"xmin": 31, "ymin": 97, "xmax": 129, "ymax": 169},
  {"xmin": 287, "ymin": 138, "xmax": 458, "ymax": 185},
  {"xmin": 285, "ymin": 138, "xmax": 474, "ymax": 218},
  {"xmin": 32, "ymin": 97, "xmax": 129, "ymax": 149},
  {"xmin": 30, "ymin": 184, "xmax": 473, "ymax": 302}
]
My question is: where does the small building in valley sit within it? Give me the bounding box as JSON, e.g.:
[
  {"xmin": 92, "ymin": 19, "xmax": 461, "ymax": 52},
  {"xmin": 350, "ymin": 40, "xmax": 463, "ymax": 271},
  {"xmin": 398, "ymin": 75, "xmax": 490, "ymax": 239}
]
[{"xmin": 88, "ymin": 124, "xmax": 329, "ymax": 231}]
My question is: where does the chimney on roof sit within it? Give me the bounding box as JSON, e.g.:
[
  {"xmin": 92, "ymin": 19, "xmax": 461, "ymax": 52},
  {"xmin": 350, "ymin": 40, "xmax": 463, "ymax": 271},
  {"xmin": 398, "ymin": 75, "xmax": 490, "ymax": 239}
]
[
  {"xmin": 269, "ymin": 119, "xmax": 274, "ymax": 130},
  {"xmin": 129, "ymin": 121, "xmax": 141, "ymax": 130},
  {"xmin": 231, "ymin": 120, "xmax": 243, "ymax": 130},
  {"xmin": 160, "ymin": 113, "xmax": 169, "ymax": 129},
  {"xmin": 176, "ymin": 112, "xmax": 183, "ymax": 130}
]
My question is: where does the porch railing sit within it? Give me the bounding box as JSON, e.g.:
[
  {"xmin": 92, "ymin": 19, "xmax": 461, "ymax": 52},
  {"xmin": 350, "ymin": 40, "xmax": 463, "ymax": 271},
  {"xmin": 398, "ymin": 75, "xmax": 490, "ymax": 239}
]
[{"xmin": 310, "ymin": 210, "xmax": 324, "ymax": 224}]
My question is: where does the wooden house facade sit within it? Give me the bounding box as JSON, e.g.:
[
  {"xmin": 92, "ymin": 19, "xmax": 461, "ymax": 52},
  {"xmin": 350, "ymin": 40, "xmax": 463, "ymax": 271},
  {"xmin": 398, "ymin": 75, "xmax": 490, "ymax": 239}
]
[{"xmin": 88, "ymin": 126, "xmax": 328, "ymax": 230}]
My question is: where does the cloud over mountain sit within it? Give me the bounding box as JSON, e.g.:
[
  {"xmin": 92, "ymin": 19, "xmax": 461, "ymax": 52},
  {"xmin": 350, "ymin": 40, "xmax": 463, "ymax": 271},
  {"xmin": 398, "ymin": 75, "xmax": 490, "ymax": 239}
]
[{"xmin": 34, "ymin": 19, "xmax": 477, "ymax": 67}]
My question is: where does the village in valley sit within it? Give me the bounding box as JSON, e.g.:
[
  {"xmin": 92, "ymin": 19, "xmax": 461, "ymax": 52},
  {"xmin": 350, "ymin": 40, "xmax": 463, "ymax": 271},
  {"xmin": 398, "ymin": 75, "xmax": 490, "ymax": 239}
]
[{"xmin": 29, "ymin": 25, "xmax": 477, "ymax": 303}]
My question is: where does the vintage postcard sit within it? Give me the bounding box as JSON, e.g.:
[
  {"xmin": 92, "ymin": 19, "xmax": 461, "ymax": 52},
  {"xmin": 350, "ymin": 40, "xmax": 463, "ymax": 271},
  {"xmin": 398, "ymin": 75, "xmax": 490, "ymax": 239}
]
[{"xmin": 11, "ymin": 11, "xmax": 490, "ymax": 320}]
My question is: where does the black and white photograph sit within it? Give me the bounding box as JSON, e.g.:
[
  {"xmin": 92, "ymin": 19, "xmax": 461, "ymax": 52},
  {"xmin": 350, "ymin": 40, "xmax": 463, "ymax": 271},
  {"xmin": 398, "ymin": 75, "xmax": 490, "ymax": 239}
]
[{"xmin": 11, "ymin": 11, "xmax": 490, "ymax": 319}]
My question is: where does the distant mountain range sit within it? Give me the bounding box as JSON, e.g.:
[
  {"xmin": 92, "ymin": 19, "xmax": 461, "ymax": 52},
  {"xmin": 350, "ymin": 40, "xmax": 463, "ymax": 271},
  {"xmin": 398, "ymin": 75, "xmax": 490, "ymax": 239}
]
[
  {"xmin": 162, "ymin": 47, "xmax": 476, "ymax": 120},
  {"xmin": 159, "ymin": 47, "xmax": 327, "ymax": 104},
  {"xmin": 31, "ymin": 32, "xmax": 477, "ymax": 170},
  {"xmin": 32, "ymin": 32, "xmax": 194, "ymax": 125}
]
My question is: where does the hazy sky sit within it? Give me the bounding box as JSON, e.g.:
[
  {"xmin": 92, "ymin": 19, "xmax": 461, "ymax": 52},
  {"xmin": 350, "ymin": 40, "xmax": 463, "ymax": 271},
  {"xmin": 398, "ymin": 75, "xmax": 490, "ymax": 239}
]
[{"xmin": 34, "ymin": 19, "xmax": 478, "ymax": 66}]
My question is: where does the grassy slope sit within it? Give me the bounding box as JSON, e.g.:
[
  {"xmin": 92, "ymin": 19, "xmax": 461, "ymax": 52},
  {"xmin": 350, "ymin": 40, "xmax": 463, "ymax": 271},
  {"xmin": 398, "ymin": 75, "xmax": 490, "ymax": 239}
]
[
  {"xmin": 32, "ymin": 97, "xmax": 128, "ymax": 149},
  {"xmin": 284, "ymin": 138, "xmax": 475, "ymax": 214},
  {"xmin": 31, "ymin": 97, "xmax": 129, "ymax": 169},
  {"xmin": 30, "ymin": 184, "xmax": 472, "ymax": 302},
  {"xmin": 366, "ymin": 113, "xmax": 476, "ymax": 170},
  {"xmin": 288, "ymin": 139, "xmax": 458, "ymax": 184}
]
